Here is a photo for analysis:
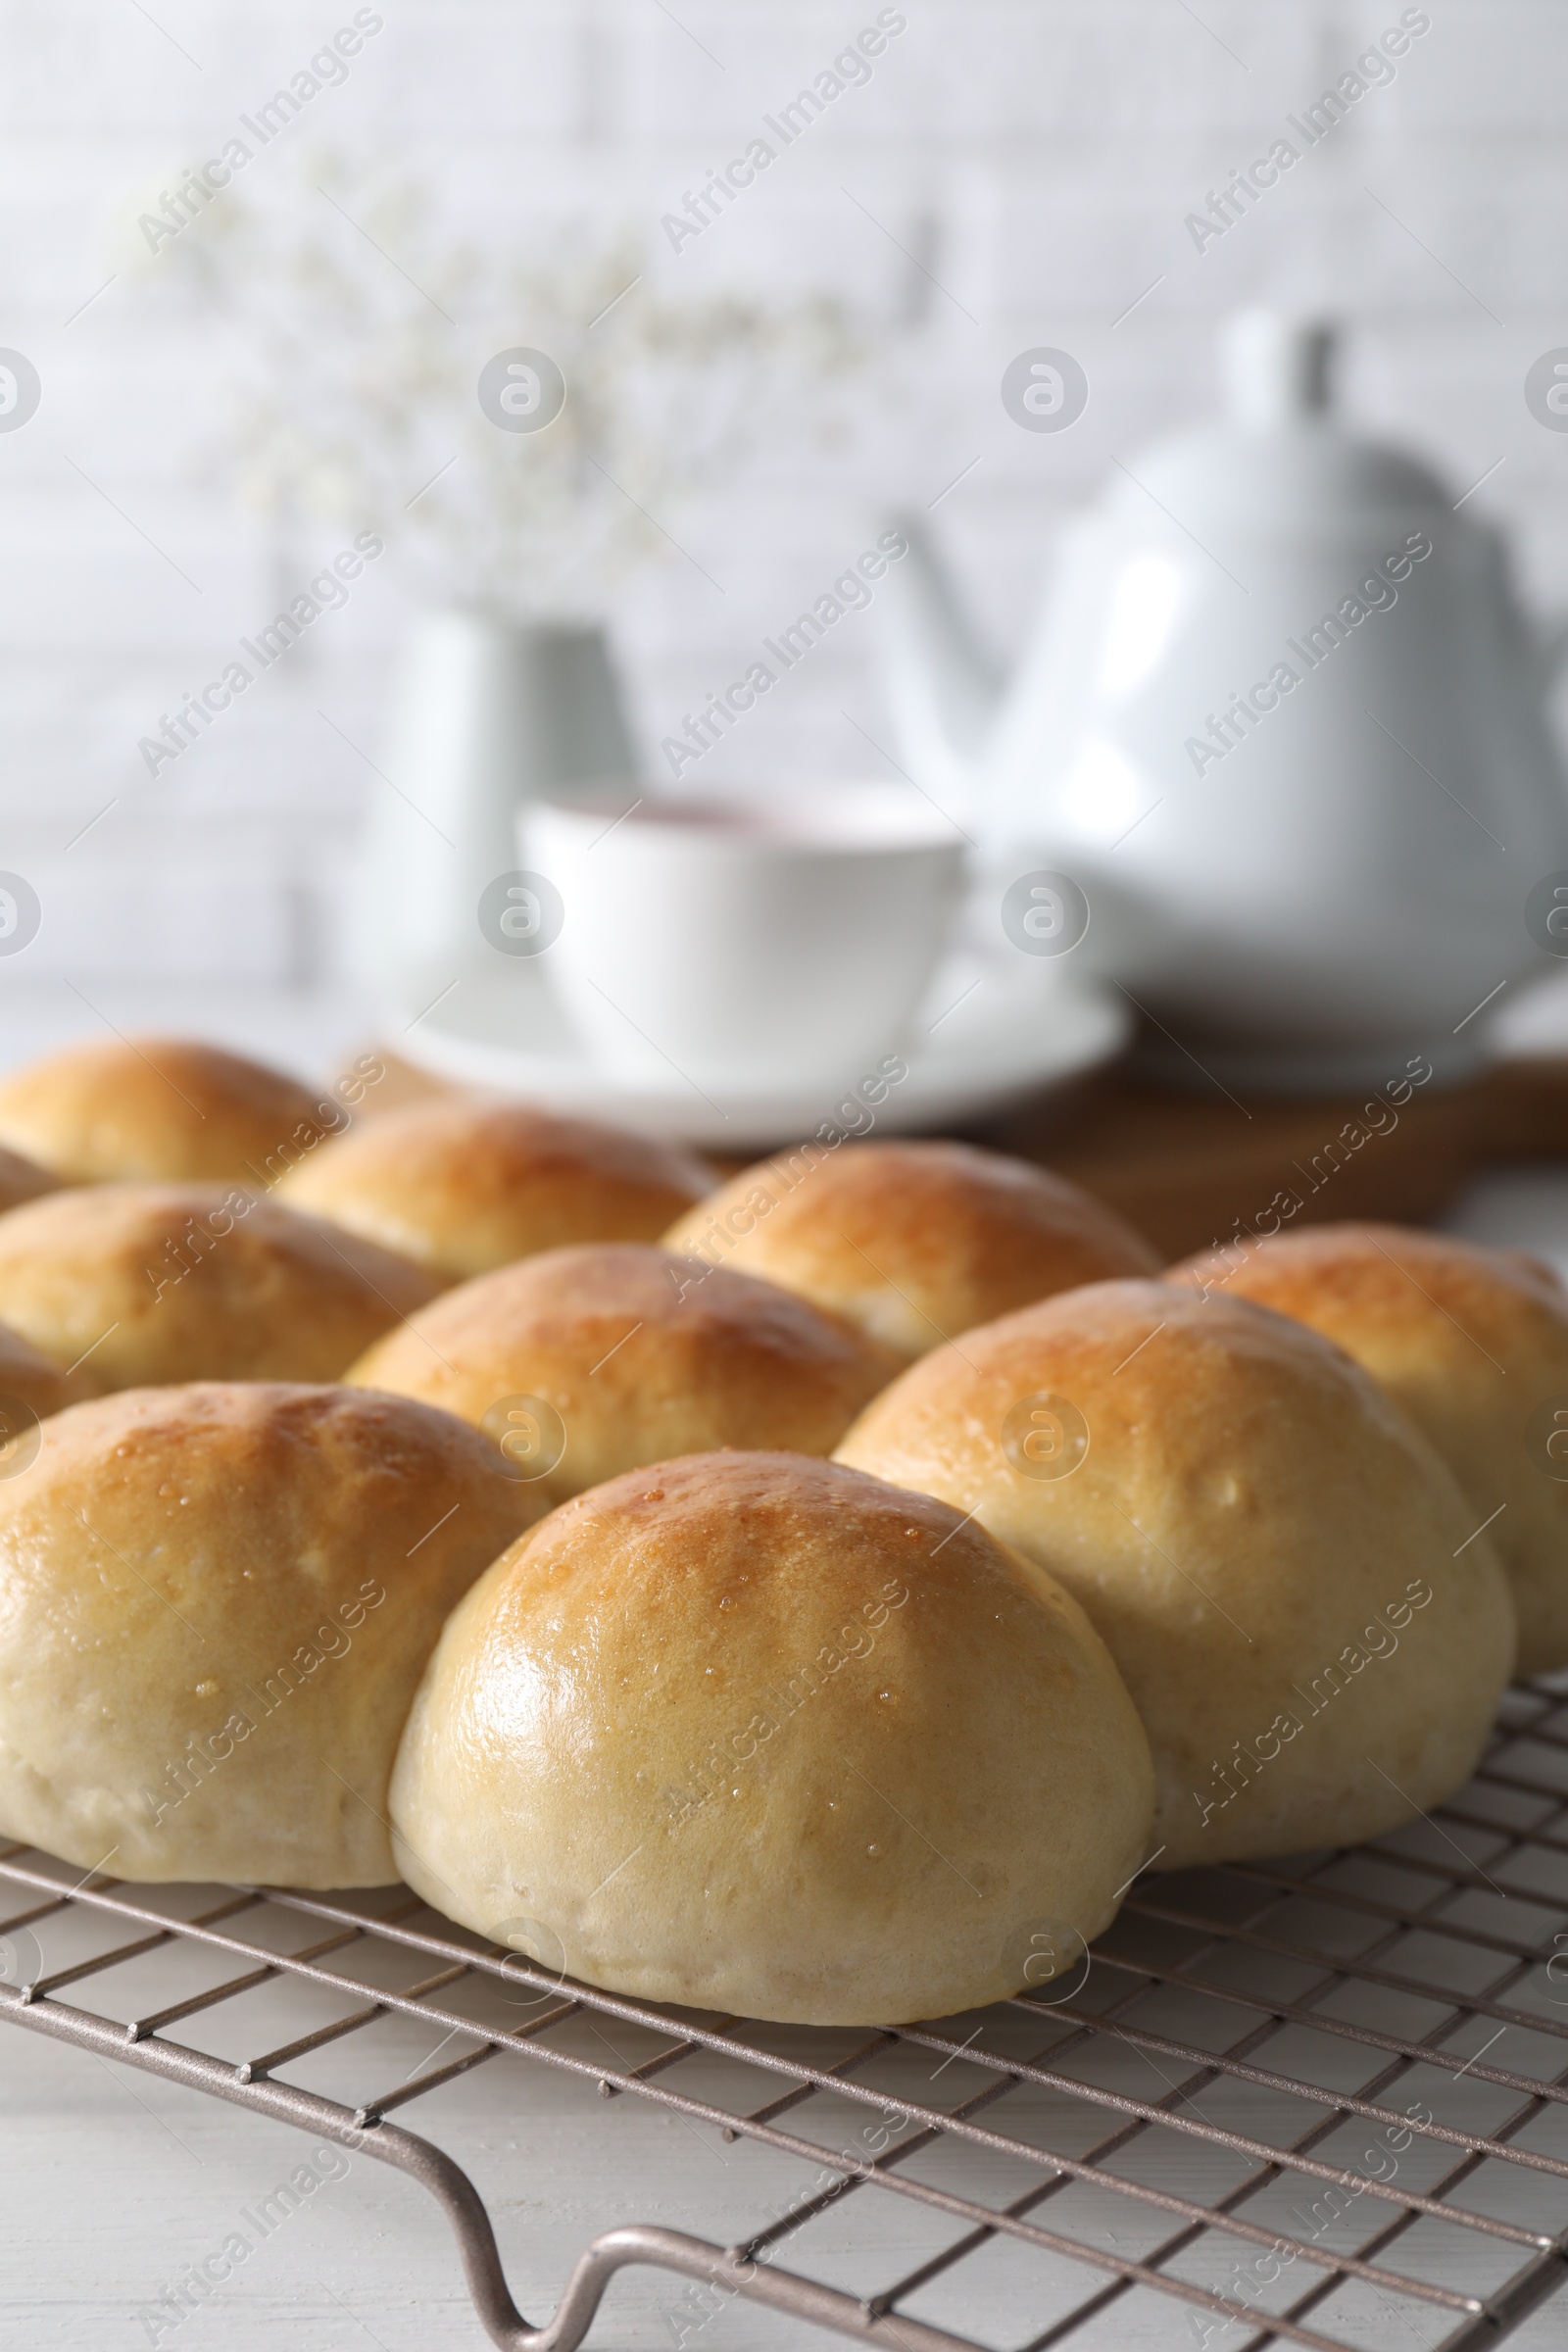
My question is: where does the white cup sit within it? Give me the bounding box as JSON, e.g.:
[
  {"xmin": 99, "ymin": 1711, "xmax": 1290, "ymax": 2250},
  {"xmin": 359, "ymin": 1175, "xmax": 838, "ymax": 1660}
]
[{"xmin": 519, "ymin": 784, "xmax": 965, "ymax": 1093}]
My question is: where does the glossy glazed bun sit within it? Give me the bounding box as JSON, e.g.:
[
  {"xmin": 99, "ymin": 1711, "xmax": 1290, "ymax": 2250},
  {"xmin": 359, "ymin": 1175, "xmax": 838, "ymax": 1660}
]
[
  {"xmin": 1175, "ymin": 1221, "xmax": 1568, "ymax": 1676},
  {"xmin": 0, "ymin": 1384, "xmax": 546, "ymax": 1884},
  {"xmin": 836, "ymin": 1279, "xmax": 1515, "ymax": 1867},
  {"xmin": 0, "ymin": 1036, "xmax": 334, "ymax": 1184},
  {"xmin": 390, "ymin": 1451, "xmax": 1154, "ymax": 2024},
  {"xmin": 0, "ymin": 1185, "xmax": 441, "ymax": 1389},
  {"xmin": 663, "ymin": 1139, "xmax": 1159, "ymax": 1359},
  {"xmin": 346, "ymin": 1243, "xmax": 901, "ymax": 1501},
  {"xmin": 277, "ymin": 1096, "xmax": 712, "ymax": 1279}
]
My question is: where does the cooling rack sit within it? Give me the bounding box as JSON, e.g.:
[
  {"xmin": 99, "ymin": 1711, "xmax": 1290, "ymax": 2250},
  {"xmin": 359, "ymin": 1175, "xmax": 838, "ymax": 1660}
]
[{"xmin": 6, "ymin": 1681, "xmax": 1568, "ymax": 2351}]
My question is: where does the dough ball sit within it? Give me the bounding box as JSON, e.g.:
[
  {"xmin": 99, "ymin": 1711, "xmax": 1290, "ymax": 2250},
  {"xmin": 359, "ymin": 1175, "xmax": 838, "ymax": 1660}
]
[
  {"xmin": 0, "ymin": 1184, "xmax": 441, "ymax": 1389},
  {"xmin": 663, "ymin": 1139, "xmax": 1158, "ymax": 1359},
  {"xmin": 390, "ymin": 1451, "xmax": 1154, "ymax": 2023},
  {"xmin": 0, "ymin": 1383, "xmax": 545, "ymax": 1885},
  {"xmin": 835, "ymin": 1279, "xmax": 1515, "ymax": 1866},
  {"xmin": 346, "ymin": 1243, "xmax": 901, "ymax": 1501},
  {"xmin": 0, "ymin": 1036, "xmax": 336, "ymax": 1184},
  {"xmin": 277, "ymin": 1096, "xmax": 712, "ymax": 1279},
  {"xmin": 1175, "ymin": 1221, "xmax": 1568, "ymax": 1675}
]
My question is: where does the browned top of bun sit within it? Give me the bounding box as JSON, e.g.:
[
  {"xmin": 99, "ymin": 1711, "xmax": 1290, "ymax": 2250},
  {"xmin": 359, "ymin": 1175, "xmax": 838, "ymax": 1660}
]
[
  {"xmin": 835, "ymin": 1276, "xmax": 1514, "ymax": 1865},
  {"xmin": 0, "ymin": 1142, "xmax": 59, "ymax": 1216},
  {"xmin": 346, "ymin": 1242, "xmax": 900, "ymax": 1498},
  {"xmin": 1175, "ymin": 1218, "xmax": 1566, "ymax": 1328},
  {"xmin": 389, "ymin": 1449, "xmax": 1153, "ymax": 2022},
  {"xmin": 0, "ymin": 1036, "xmax": 333, "ymax": 1183},
  {"xmin": 0, "ymin": 1382, "xmax": 544, "ymax": 1885},
  {"xmin": 1171, "ymin": 1221, "xmax": 1568, "ymax": 1675},
  {"xmin": 663, "ymin": 1139, "xmax": 1159, "ymax": 1359},
  {"xmin": 0, "ymin": 1184, "xmax": 441, "ymax": 1389},
  {"xmin": 276, "ymin": 1095, "xmax": 713, "ymax": 1278}
]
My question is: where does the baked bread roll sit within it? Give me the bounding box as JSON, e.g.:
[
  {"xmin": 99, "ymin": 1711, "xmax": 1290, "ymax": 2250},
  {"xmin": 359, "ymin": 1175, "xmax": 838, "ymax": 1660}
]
[
  {"xmin": 0, "ymin": 1142, "xmax": 59, "ymax": 1217},
  {"xmin": 0, "ymin": 1184, "xmax": 440, "ymax": 1390},
  {"xmin": 345, "ymin": 1243, "xmax": 901, "ymax": 1501},
  {"xmin": 1174, "ymin": 1222, "xmax": 1568, "ymax": 1676},
  {"xmin": 0, "ymin": 1036, "xmax": 334, "ymax": 1183},
  {"xmin": 835, "ymin": 1279, "xmax": 1514, "ymax": 1867},
  {"xmin": 0, "ymin": 1384, "xmax": 544, "ymax": 1885},
  {"xmin": 276, "ymin": 1097, "xmax": 712, "ymax": 1279},
  {"xmin": 662, "ymin": 1140, "xmax": 1158, "ymax": 1359},
  {"xmin": 390, "ymin": 1451, "xmax": 1154, "ymax": 2024}
]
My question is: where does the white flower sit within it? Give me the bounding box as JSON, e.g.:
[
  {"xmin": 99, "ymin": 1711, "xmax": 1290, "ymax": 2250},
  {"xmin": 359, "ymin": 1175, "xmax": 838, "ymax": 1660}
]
[{"xmin": 163, "ymin": 155, "xmax": 864, "ymax": 616}]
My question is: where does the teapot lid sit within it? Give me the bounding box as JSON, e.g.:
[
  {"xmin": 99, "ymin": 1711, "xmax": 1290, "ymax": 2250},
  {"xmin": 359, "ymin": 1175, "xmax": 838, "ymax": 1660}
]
[
  {"xmin": 1106, "ymin": 311, "xmax": 1451, "ymax": 525},
  {"xmin": 1221, "ymin": 311, "xmax": 1335, "ymax": 428}
]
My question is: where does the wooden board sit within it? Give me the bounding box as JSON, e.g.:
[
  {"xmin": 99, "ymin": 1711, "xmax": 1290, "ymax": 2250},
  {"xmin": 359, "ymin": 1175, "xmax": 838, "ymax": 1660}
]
[
  {"xmin": 354, "ymin": 1049, "xmax": 1568, "ymax": 1263},
  {"xmin": 978, "ymin": 1063, "xmax": 1557, "ymax": 1259}
]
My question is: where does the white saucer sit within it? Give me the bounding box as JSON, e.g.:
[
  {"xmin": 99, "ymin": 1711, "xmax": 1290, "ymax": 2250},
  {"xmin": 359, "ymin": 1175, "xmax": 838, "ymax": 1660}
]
[{"xmin": 390, "ymin": 956, "xmax": 1130, "ymax": 1149}]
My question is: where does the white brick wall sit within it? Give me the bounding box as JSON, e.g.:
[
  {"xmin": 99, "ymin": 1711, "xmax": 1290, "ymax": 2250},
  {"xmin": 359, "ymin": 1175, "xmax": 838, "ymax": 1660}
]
[{"xmin": 1, "ymin": 0, "xmax": 1566, "ymax": 984}]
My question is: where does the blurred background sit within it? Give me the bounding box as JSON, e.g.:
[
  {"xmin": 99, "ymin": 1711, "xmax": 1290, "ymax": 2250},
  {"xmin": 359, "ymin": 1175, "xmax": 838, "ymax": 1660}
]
[
  {"xmin": 13, "ymin": 20, "xmax": 1568, "ymax": 2342},
  {"xmin": 1, "ymin": 0, "xmax": 1558, "ymax": 1044}
]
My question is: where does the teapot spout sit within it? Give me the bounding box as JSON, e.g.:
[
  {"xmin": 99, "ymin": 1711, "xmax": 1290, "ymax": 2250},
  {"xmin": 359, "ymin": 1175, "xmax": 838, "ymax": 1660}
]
[{"xmin": 876, "ymin": 512, "xmax": 1004, "ymax": 805}]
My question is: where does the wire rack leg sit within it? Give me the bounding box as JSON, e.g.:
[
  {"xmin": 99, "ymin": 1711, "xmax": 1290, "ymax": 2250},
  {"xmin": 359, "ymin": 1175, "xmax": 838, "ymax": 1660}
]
[{"xmin": 1, "ymin": 1984, "xmax": 977, "ymax": 2352}]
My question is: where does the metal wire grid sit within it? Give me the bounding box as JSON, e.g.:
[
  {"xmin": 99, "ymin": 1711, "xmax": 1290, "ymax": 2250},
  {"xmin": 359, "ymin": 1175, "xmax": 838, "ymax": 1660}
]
[{"xmin": 6, "ymin": 1682, "xmax": 1568, "ymax": 2352}]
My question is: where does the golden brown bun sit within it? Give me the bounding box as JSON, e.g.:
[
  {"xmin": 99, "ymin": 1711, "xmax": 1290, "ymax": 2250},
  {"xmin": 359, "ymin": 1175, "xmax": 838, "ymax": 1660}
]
[
  {"xmin": 1173, "ymin": 1221, "xmax": 1568, "ymax": 1677},
  {"xmin": 0, "ymin": 1036, "xmax": 335, "ymax": 1184},
  {"xmin": 835, "ymin": 1279, "xmax": 1515, "ymax": 1867},
  {"xmin": 276, "ymin": 1097, "xmax": 712, "ymax": 1279},
  {"xmin": 345, "ymin": 1243, "xmax": 901, "ymax": 1501},
  {"xmin": 0, "ymin": 1321, "xmax": 101, "ymax": 1453},
  {"xmin": 0, "ymin": 1185, "xmax": 441, "ymax": 1390},
  {"xmin": 0, "ymin": 1383, "xmax": 544, "ymax": 1885},
  {"xmin": 662, "ymin": 1139, "xmax": 1159, "ymax": 1359},
  {"xmin": 0, "ymin": 1142, "xmax": 59, "ymax": 1216},
  {"xmin": 390, "ymin": 1451, "xmax": 1154, "ymax": 2023}
]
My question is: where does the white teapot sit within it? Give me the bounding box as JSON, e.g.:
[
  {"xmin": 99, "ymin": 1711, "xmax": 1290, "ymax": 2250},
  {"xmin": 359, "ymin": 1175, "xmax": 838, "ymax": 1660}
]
[{"xmin": 880, "ymin": 313, "xmax": 1568, "ymax": 1090}]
